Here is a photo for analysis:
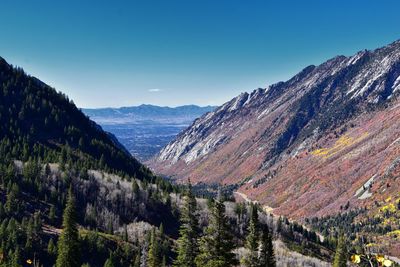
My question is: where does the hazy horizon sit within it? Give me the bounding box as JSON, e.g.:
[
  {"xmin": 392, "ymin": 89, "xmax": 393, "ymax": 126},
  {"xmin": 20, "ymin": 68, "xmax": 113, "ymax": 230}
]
[
  {"xmin": 80, "ymin": 103, "xmax": 218, "ymax": 109},
  {"xmin": 1, "ymin": 0, "xmax": 399, "ymax": 108}
]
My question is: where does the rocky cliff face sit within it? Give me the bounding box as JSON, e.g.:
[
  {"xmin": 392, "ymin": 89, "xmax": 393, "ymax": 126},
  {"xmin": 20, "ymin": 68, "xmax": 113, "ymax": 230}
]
[{"xmin": 149, "ymin": 40, "xmax": 400, "ymax": 219}]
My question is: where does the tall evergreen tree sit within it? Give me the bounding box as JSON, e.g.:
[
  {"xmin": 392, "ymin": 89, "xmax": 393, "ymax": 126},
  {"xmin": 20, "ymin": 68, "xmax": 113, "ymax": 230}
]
[
  {"xmin": 147, "ymin": 228, "xmax": 161, "ymax": 267},
  {"xmin": 195, "ymin": 191, "xmax": 237, "ymax": 267},
  {"xmin": 174, "ymin": 182, "xmax": 199, "ymax": 267},
  {"xmin": 104, "ymin": 252, "xmax": 116, "ymax": 267},
  {"xmin": 49, "ymin": 205, "xmax": 56, "ymax": 224},
  {"xmin": 333, "ymin": 235, "xmax": 347, "ymax": 267},
  {"xmin": 133, "ymin": 252, "xmax": 141, "ymax": 267},
  {"xmin": 259, "ymin": 224, "xmax": 275, "ymax": 267},
  {"xmin": 48, "ymin": 238, "xmax": 57, "ymax": 257},
  {"xmin": 56, "ymin": 186, "xmax": 80, "ymax": 267},
  {"xmin": 10, "ymin": 247, "xmax": 21, "ymax": 267},
  {"xmin": 243, "ymin": 204, "xmax": 260, "ymax": 267},
  {"xmin": 132, "ymin": 179, "xmax": 140, "ymax": 199}
]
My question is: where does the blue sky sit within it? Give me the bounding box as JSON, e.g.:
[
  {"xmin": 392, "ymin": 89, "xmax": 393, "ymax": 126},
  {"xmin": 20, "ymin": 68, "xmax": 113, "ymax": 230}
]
[{"xmin": 0, "ymin": 0, "xmax": 399, "ymax": 108}]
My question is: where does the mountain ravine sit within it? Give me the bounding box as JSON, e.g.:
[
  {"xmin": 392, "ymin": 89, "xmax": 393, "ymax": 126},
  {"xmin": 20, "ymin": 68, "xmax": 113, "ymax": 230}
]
[
  {"xmin": 149, "ymin": 39, "xmax": 400, "ymax": 220},
  {"xmin": 0, "ymin": 55, "xmax": 336, "ymax": 265}
]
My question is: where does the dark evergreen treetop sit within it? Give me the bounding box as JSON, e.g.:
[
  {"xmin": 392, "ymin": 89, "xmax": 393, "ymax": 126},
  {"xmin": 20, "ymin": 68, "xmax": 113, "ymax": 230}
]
[
  {"xmin": 174, "ymin": 181, "xmax": 200, "ymax": 267},
  {"xmin": 56, "ymin": 187, "xmax": 80, "ymax": 267},
  {"xmin": 195, "ymin": 196, "xmax": 238, "ymax": 267},
  {"xmin": 243, "ymin": 203, "xmax": 260, "ymax": 267}
]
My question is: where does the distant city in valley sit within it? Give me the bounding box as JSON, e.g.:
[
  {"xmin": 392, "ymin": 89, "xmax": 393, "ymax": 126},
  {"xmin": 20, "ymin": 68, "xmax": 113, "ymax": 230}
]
[{"xmin": 82, "ymin": 104, "xmax": 215, "ymax": 160}]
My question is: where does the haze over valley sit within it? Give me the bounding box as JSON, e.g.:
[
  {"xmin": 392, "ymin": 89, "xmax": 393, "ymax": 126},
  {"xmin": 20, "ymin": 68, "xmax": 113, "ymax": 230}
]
[{"xmin": 83, "ymin": 105, "xmax": 215, "ymax": 160}]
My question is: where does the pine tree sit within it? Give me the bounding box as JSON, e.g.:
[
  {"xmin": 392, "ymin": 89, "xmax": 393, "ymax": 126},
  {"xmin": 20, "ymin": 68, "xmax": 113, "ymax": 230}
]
[
  {"xmin": 59, "ymin": 147, "xmax": 67, "ymax": 171},
  {"xmin": 195, "ymin": 191, "xmax": 237, "ymax": 267},
  {"xmin": 56, "ymin": 186, "xmax": 80, "ymax": 267},
  {"xmin": 99, "ymin": 154, "xmax": 105, "ymax": 169},
  {"xmin": 333, "ymin": 234, "xmax": 347, "ymax": 267},
  {"xmin": 49, "ymin": 205, "xmax": 56, "ymax": 224},
  {"xmin": 48, "ymin": 238, "xmax": 57, "ymax": 257},
  {"xmin": 133, "ymin": 252, "xmax": 140, "ymax": 267},
  {"xmin": 123, "ymin": 224, "xmax": 128, "ymax": 242},
  {"xmin": 243, "ymin": 204, "xmax": 260, "ymax": 267},
  {"xmin": 259, "ymin": 224, "xmax": 275, "ymax": 267},
  {"xmin": 45, "ymin": 163, "xmax": 51, "ymax": 177},
  {"xmin": 276, "ymin": 217, "xmax": 282, "ymax": 235},
  {"xmin": 5, "ymin": 183, "xmax": 19, "ymax": 214},
  {"xmin": 132, "ymin": 180, "xmax": 140, "ymax": 199},
  {"xmin": 104, "ymin": 252, "xmax": 116, "ymax": 267},
  {"xmin": 10, "ymin": 247, "xmax": 21, "ymax": 267},
  {"xmin": 159, "ymin": 223, "xmax": 170, "ymax": 263},
  {"xmin": 174, "ymin": 182, "xmax": 199, "ymax": 267},
  {"xmin": 148, "ymin": 228, "xmax": 161, "ymax": 267}
]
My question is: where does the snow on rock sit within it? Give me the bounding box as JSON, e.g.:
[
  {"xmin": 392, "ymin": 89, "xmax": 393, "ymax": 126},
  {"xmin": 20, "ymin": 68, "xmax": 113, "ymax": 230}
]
[
  {"xmin": 152, "ymin": 40, "xmax": 400, "ymax": 171},
  {"xmin": 393, "ymin": 75, "xmax": 400, "ymax": 93},
  {"xmin": 355, "ymin": 174, "xmax": 376, "ymax": 200}
]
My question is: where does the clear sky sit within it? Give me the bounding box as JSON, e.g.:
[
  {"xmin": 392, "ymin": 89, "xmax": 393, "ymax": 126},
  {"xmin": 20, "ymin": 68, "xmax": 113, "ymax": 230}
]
[{"xmin": 0, "ymin": 0, "xmax": 399, "ymax": 108}]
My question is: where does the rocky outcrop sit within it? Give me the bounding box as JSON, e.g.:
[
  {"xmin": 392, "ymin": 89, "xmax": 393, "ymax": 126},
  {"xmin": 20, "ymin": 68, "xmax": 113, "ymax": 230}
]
[{"xmin": 149, "ymin": 40, "xmax": 400, "ymax": 219}]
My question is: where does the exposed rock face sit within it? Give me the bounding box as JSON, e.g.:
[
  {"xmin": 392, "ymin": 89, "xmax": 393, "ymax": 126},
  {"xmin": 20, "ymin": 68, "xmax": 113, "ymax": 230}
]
[{"xmin": 149, "ymin": 40, "xmax": 400, "ymax": 219}]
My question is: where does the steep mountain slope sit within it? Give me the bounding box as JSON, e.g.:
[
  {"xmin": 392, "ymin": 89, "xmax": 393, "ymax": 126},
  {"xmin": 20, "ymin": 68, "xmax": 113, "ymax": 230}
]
[
  {"xmin": 149, "ymin": 40, "xmax": 400, "ymax": 219},
  {"xmin": 82, "ymin": 104, "xmax": 215, "ymax": 160},
  {"xmin": 0, "ymin": 56, "xmax": 182, "ymax": 266},
  {"xmin": 0, "ymin": 57, "xmax": 342, "ymax": 266},
  {"xmin": 0, "ymin": 55, "xmax": 180, "ymax": 230},
  {"xmin": 0, "ymin": 56, "xmax": 152, "ymax": 179}
]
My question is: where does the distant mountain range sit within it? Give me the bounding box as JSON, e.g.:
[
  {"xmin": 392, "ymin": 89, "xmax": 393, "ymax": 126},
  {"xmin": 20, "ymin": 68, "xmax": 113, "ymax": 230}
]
[
  {"xmin": 82, "ymin": 104, "xmax": 216, "ymax": 160},
  {"xmin": 83, "ymin": 104, "xmax": 216, "ymax": 124}
]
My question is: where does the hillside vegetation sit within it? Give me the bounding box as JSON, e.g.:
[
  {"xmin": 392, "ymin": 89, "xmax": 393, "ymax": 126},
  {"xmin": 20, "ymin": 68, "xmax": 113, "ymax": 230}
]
[
  {"xmin": 0, "ymin": 56, "xmax": 152, "ymax": 179},
  {"xmin": 0, "ymin": 57, "xmax": 340, "ymax": 266}
]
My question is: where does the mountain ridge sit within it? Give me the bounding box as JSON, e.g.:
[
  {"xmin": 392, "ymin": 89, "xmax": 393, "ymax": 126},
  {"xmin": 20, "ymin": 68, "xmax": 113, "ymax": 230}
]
[
  {"xmin": 149, "ymin": 39, "xmax": 400, "ymax": 220},
  {"xmin": 0, "ymin": 55, "xmax": 184, "ymax": 265},
  {"xmin": 82, "ymin": 104, "xmax": 216, "ymax": 121},
  {"xmin": 0, "ymin": 55, "xmax": 153, "ymax": 179}
]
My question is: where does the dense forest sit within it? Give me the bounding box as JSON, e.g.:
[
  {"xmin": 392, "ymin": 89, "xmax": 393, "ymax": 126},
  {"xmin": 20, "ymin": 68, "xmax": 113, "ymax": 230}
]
[
  {"xmin": 0, "ymin": 56, "xmax": 152, "ymax": 180},
  {"xmin": 0, "ymin": 57, "xmax": 397, "ymax": 267}
]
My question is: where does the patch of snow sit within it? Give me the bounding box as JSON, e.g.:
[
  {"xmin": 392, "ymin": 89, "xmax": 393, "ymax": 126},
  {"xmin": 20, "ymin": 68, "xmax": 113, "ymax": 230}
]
[
  {"xmin": 243, "ymin": 96, "xmax": 252, "ymax": 106},
  {"xmin": 257, "ymin": 107, "xmax": 271, "ymax": 120},
  {"xmin": 228, "ymin": 93, "xmax": 248, "ymax": 112},
  {"xmin": 244, "ymin": 89, "xmax": 262, "ymax": 106},
  {"xmin": 183, "ymin": 133, "xmax": 226, "ymax": 163},
  {"xmin": 359, "ymin": 190, "xmax": 373, "ymax": 200},
  {"xmin": 384, "ymin": 156, "xmax": 400, "ymax": 178},
  {"xmin": 354, "ymin": 78, "xmax": 375, "ymax": 98},
  {"xmin": 292, "ymin": 139, "xmax": 309, "ymax": 157},
  {"xmin": 369, "ymin": 95, "xmax": 380, "ymax": 104},
  {"xmin": 355, "ymin": 174, "xmax": 376, "ymax": 200},
  {"xmin": 392, "ymin": 75, "xmax": 400, "ymax": 93},
  {"xmin": 347, "ymin": 52, "xmax": 400, "ymax": 98},
  {"xmin": 347, "ymin": 51, "xmax": 365, "ymax": 66},
  {"xmin": 388, "ymin": 136, "xmax": 400, "ymax": 148},
  {"xmin": 292, "ymin": 128, "xmax": 319, "ymax": 157}
]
